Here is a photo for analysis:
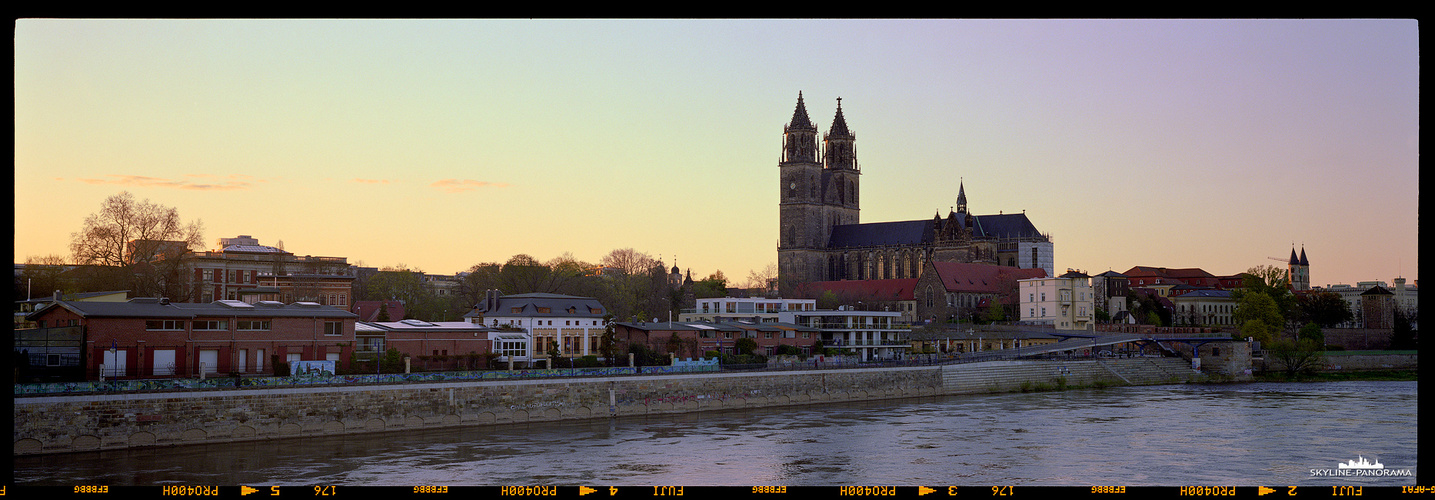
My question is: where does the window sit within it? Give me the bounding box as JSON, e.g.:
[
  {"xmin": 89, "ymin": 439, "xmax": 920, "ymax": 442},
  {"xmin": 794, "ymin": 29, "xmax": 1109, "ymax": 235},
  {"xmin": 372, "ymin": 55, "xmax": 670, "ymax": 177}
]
[
  {"xmin": 192, "ymin": 320, "xmax": 228, "ymax": 330},
  {"xmin": 146, "ymin": 320, "xmax": 184, "ymax": 330},
  {"xmin": 237, "ymin": 320, "xmax": 272, "ymax": 331},
  {"xmin": 324, "ymin": 321, "xmax": 343, "ymax": 335}
]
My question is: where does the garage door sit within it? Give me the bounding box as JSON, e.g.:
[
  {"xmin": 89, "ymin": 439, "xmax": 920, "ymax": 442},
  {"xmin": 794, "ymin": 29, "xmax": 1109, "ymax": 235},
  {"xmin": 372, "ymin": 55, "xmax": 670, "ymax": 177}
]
[
  {"xmin": 199, "ymin": 349, "xmax": 220, "ymax": 374},
  {"xmin": 153, "ymin": 349, "xmax": 176, "ymax": 376}
]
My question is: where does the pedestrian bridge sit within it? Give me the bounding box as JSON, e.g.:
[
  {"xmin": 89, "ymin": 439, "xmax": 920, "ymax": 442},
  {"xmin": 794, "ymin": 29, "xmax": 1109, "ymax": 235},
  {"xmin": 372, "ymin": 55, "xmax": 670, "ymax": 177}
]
[{"xmin": 941, "ymin": 332, "xmax": 1235, "ymax": 364}]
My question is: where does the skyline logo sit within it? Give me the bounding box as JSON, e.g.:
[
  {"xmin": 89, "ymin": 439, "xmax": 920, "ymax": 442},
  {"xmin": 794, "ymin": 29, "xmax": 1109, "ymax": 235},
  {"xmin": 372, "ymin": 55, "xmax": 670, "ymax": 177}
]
[{"xmin": 1311, "ymin": 454, "xmax": 1413, "ymax": 477}]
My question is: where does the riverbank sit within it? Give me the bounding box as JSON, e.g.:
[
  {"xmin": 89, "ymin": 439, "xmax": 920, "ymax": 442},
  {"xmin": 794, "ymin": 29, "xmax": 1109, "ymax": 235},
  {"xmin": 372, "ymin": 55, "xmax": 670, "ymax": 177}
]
[
  {"xmin": 1252, "ymin": 369, "xmax": 1419, "ymax": 382},
  {"xmin": 15, "ymin": 357, "xmax": 1198, "ymax": 456}
]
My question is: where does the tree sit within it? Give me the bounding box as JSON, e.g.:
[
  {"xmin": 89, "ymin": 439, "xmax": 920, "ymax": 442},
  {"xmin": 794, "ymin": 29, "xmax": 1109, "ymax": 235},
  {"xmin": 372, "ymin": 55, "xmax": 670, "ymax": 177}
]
[
  {"xmin": 17, "ymin": 254, "xmax": 71, "ymax": 299},
  {"xmin": 691, "ymin": 272, "xmax": 728, "ymax": 299},
  {"xmin": 1266, "ymin": 338, "xmax": 1325, "ymax": 376},
  {"xmin": 1233, "ymin": 291, "xmax": 1285, "ymax": 343},
  {"xmin": 734, "ymin": 337, "xmax": 757, "ymax": 355},
  {"xmin": 598, "ymin": 314, "xmax": 621, "ymax": 365},
  {"xmin": 1390, "ymin": 308, "xmax": 1417, "ymax": 350},
  {"xmin": 68, "ymin": 192, "xmax": 204, "ymax": 297},
  {"xmin": 741, "ymin": 264, "xmax": 778, "ymax": 294},
  {"xmin": 1241, "ymin": 319, "xmax": 1273, "ymax": 345},
  {"xmin": 1297, "ymin": 292, "xmax": 1354, "ymax": 327},
  {"xmin": 1235, "ymin": 265, "xmax": 1298, "ymax": 329},
  {"xmin": 1297, "ymin": 322, "xmax": 1325, "ymax": 345}
]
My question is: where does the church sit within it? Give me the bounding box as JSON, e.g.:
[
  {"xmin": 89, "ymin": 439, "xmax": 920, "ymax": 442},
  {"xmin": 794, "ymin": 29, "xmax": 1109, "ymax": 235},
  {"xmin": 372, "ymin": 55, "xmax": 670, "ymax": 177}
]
[{"xmin": 777, "ymin": 92, "xmax": 1054, "ymax": 293}]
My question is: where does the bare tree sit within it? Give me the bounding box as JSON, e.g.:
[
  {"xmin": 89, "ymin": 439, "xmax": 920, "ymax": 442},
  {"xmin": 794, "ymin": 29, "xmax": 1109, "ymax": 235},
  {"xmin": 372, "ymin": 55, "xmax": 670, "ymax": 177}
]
[{"xmin": 68, "ymin": 192, "xmax": 203, "ymax": 297}]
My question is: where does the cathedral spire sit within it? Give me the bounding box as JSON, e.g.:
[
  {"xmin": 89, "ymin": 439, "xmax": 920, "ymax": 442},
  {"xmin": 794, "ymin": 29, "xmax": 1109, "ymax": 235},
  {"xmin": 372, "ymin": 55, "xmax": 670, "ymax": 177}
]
[
  {"xmin": 783, "ymin": 92, "xmax": 818, "ymax": 163},
  {"xmin": 789, "ymin": 91, "xmax": 815, "ymax": 130},
  {"xmin": 956, "ymin": 178, "xmax": 968, "ymax": 214},
  {"xmin": 823, "ymin": 97, "xmax": 857, "ymax": 170},
  {"xmin": 829, "ymin": 97, "xmax": 851, "ymax": 137}
]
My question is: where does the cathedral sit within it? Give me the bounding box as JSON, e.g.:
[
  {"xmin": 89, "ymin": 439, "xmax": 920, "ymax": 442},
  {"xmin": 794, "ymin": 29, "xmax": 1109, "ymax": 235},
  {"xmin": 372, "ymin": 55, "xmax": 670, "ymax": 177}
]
[{"xmin": 777, "ymin": 92, "xmax": 1054, "ymax": 293}]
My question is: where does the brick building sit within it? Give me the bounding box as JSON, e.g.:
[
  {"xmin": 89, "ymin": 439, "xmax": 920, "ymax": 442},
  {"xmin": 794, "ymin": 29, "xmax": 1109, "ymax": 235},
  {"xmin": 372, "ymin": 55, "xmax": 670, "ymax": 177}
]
[{"xmin": 22, "ymin": 297, "xmax": 357, "ymax": 380}]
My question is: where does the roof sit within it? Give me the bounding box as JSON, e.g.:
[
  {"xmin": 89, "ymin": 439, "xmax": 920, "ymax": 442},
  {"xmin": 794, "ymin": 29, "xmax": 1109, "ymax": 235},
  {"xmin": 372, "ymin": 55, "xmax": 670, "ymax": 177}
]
[
  {"xmin": 931, "ymin": 262, "xmax": 1046, "ymax": 293},
  {"xmin": 359, "ymin": 320, "xmax": 494, "ymax": 332},
  {"xmin": 466, "ymin": 292, "xmax": 606, "ymax": 318},
  {"xmin": 352, "ymin": 300, "xmax": 406, "ymax": 322},
  {"xmin": 828, "ymin": 220, "xmax": 932, "ymax": 248},
  {"xmin": 14, "ymin": 290, "xmax": 129, "ymax": 305},
  {"xmin": 221, "ymin": 244, "xmax": 290, "ymax": 254},
  {"xmin": 27, "ymin": 298, "xmax": 359, "ymax": 321},
  {"xmin": 798, "ymin": 278, "xmax": 918, "ymax": 301},
  {"xmin": 827, "ymin": 212, "xmax": 1045, "ymax": 249},
  {"xmin": 614, "ymin": 320, "xmax": 818, "ymax": 334},
  {"xmin": 1174, "ymin": 289, "xmax": 1233, "ymax": 299}
]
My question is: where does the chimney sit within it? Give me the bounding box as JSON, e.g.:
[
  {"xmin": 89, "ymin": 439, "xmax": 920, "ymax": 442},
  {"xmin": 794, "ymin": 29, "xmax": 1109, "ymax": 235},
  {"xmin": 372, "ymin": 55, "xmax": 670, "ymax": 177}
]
[{"xmin": 53, "ymin": 290, "xmax": 61, "ymax": 302}]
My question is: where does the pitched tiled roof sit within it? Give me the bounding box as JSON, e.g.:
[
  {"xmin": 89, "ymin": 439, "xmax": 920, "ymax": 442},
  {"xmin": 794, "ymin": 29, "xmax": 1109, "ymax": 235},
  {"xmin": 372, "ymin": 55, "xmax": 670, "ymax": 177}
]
[
  {"xmin": 28, "ymin": 298, "xmax": 357, "ymax": 320},
  {"xmin": 466, "ymin": 293, "xmax": 606, "ymax": 318},
  {"xmin": 931, "ymin": 262, "xmax": 1047, "ymax": 293}
]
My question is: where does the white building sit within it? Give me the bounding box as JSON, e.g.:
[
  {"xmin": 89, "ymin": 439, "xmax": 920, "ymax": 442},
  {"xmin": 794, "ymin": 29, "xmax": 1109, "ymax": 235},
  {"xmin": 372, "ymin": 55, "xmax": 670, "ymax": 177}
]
[
  {"xmin": 462, "ymin": 291, "xmax": 608, "ymax": 360},
  {"xmin": 1019, "ymin": 270, "xmax": 1094, "ymax": 331},
  {"xmin": 1171, "ymin": 289, "xmax": 1235, "ymax": 327},
  {"xmin": 778, "ymin": 309, "xmax": 909, "ymax": 361},
  {"xmin": 1316, "ymin": 277, "xmax": 1418, "ymax": 328},
  {"xmin": 680, "ymin": 297, "xmax": 817, "ymax": 323}
]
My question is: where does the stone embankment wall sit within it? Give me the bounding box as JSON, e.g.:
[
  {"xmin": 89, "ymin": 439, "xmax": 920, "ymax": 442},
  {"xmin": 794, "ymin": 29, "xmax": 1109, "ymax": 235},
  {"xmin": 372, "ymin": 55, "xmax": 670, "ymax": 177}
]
[
  {"xmin": 14, "ymin": 358, "xmax": 1197, "ymax": 456},
  {"xmin": 1259, "ymin": 352, "xmax": 1418, "ymax": 373}
]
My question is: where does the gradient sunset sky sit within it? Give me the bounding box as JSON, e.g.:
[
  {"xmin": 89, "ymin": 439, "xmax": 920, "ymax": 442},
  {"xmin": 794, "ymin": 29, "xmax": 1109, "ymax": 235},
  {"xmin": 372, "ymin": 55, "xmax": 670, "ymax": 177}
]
[{"xmin": 14, "ymin": 19, "xmax": 1419, "ymax": 288}]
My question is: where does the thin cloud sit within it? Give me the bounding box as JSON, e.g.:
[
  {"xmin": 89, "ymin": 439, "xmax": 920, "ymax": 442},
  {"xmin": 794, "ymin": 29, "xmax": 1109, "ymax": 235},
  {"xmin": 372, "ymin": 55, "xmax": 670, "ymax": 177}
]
[
  {"xmin": 431, "ymin": 179, "xmax": 510, "ymax": 193},
  {"xmin": 353, "ymin": 178, "xmax": 393, "ymax": 184},
  {"xmin": 77, "ymin": 174, "xmax": 255, "ymax": 191}
]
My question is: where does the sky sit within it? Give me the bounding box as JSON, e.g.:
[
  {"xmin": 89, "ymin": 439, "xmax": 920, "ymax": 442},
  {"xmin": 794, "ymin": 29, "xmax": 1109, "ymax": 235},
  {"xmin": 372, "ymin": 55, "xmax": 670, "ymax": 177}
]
[{"xmin": 14, "ymin": 19, "xmax": 1419, "ymax": 289}]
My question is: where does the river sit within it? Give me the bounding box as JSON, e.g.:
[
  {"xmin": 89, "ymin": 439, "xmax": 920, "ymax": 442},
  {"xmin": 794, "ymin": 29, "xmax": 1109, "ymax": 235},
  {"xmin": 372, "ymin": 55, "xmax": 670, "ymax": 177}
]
[{"xmin": 12, "ymin": 381, "xmax": 1418, "ymax": 486}]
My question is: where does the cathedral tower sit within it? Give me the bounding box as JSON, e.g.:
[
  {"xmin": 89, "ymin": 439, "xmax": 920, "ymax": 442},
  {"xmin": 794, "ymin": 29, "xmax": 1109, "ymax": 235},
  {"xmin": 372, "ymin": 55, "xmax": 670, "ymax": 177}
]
[
  {"xmin": 779, "ymin": 92, "xmax": 828, "ymax": 289},
  {"xmin": 821, "ymin": 97, "xmax": 860, "ymax": 227}
]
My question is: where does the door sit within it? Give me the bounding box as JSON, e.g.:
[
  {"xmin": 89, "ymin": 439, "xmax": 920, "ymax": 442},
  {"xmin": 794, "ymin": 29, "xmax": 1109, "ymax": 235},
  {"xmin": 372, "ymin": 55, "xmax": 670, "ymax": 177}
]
[
  {"xmin": 199, "ymin": 349, "xmax": 220, "ymax": 374},
  {"xmin": 152, "ymin": 349, "xmax": 176, "ymax": 376},
  {"xmin": 238, "ymin": 349, "xmax": 248, "ymax": 373},
  {"xmin": 256, "ymin": 349, "xmax": 265, "ymax": 373},
  {"xmin": 102, "ymin": 349, "xmax": 127, "ymax": 378}
]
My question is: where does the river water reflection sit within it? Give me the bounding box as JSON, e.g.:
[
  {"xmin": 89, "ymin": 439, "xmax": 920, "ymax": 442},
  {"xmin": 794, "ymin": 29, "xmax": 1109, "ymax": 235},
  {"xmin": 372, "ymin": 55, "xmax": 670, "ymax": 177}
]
[{"xmin": 13, "ymin": 381, "xmax": 1418, "ymax": 486}]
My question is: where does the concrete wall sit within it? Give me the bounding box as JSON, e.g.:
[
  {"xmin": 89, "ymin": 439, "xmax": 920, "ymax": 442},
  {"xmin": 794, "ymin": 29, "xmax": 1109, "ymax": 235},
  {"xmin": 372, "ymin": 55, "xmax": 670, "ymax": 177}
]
[{"xmin": 13, "ymin": 358, "xmax": 1197, "ymax": 456}]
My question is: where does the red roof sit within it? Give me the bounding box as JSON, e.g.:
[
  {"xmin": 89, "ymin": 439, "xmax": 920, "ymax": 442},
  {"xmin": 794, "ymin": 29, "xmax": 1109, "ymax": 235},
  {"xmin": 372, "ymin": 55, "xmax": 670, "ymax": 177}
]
[
  {"xmin": 352, "ymin": 300, "xmax": 406, "ymax": 322},
  {"xmin": 798, "ymin": 278, "xmax": 919, "ymax": 301},
  {"xmin": 931, "ymin": 262, "xmax": 1047, "ymax": 293}
]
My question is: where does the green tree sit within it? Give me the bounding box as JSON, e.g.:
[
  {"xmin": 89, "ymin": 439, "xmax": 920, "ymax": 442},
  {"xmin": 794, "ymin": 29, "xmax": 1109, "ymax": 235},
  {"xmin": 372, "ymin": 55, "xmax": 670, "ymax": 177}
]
[
  {"xmin": 1297, "ymin": 322, "xmax": 1325, "ymax": 345},
  {"xmin": 734, "ymin": 337, "xmax": 758, "ymax": 355},
  {"xmin": 1241, "ymin": 319, "xmax": 1273, "ymax": 345},
  {"xmin": 1233, "ymin": 291, "xmax": 1285, "ymax": 342},
  {"xmin": 381, "ymin": 348, "xmax": 404, "ymax": 373},
  {"xmin": 375, "ymin": 302, "xmax": 392, "ymax": 322},
  {"xmin": 1297, "ymin": 292, "xmax": 1353, "ymax": 327},
  {"xmin": 691, "ymin": 272, "xmax": 728, "ymax": 299},
  {"xmin": 1266, "ymin": 338, "xmax": 1325, "ymax": 376},
  {"xmin": 1235, "ymin": 265, "xmax": 1298, "ymax": 328},
  {"xmin": 983, "ymin": 302, "xmax": 1007, "ymax": 323},
  {"xmin": 598, "ymin": 314, "xmax": 621, "ymax": 366}
]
